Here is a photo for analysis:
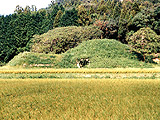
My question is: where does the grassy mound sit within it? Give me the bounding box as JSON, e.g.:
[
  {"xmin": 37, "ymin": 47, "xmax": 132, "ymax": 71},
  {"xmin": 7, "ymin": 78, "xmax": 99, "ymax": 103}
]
[
  {"xmin": 8, "ymin": 39, "xmax": 154, "ymax": 68},
  {"xmin": 8, "ymin": 52, "xmax": 61, "ymax": 68},
  {"xmin": 59, "ymin": 39, "xmax": 153, "ymax": 68}
]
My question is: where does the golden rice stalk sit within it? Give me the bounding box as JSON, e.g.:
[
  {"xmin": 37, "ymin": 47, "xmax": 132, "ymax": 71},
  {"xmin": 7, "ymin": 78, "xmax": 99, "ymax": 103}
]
[{"xmin": 0, "ymin": 68, "xmax": 160, "ymax": 74}]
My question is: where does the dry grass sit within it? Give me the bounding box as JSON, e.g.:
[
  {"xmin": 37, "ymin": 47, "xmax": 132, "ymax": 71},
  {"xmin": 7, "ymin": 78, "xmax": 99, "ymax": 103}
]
[
  {"xmin": 0, "ymin": 68, "xmax": 160, "ymax": 74},
  {"xmin": 0, "ymin": 78, "xmax": 160, "ymax": 119}
]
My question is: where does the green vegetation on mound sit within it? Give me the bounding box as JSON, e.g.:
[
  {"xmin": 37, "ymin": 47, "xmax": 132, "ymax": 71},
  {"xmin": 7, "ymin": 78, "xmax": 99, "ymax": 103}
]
[
  {"xmin": 8, "ymin": 39, "xmax": 154, "ymax": 68},
  {"xmin": 127, "ymin": 27, "xmax": 160, "ymax": 62},
  {"xmin": 30, "ymin": 26, "xmax": 102, "ymax": 54},
  {"xmin": 59, "ymin": 39, "xmax": 153, "ymax": 68},
  {"xmin": 8, "ymin": 52, "xmax": 61, "ymax": 68}
]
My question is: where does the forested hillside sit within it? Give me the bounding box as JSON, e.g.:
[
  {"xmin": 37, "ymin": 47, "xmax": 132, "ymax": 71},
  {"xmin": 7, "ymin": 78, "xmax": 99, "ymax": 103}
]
[{"xmin": 0, "ymin": 0, "xmax": 160, "ymax": 66}]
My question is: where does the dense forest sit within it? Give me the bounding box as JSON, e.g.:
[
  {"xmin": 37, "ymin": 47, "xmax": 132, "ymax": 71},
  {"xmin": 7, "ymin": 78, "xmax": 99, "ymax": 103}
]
[{"xmin": 0, "ymin": 0, "xmax": 160, "ymax": 65}]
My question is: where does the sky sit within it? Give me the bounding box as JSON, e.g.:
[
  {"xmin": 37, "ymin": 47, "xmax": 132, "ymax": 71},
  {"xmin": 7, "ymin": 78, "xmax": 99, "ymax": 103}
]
[{"xmin": 0, "ymin": 0, "xmax": 52, "ymax": 15}]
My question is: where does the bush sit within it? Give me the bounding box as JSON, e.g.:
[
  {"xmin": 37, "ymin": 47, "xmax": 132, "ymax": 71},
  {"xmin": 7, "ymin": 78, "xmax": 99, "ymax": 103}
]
[
  {"xmin": 30, "ymin": 26, "xmax": 102, "ymax": 54},
  {"xmin": 127, "ymin": 27, "xmax": 160, "ymax": 62},
  {"xmin": 94, "ymin": 20, "xmax": 118, "ymax": 39}
]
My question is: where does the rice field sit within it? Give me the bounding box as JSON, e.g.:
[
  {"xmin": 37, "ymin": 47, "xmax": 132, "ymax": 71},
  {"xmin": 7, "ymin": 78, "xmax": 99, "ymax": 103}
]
[
  {"xmin": 1, "ymin": 68, "xmax": 160, "ymax": 74},
  {"xmin": 1, "ymin": 78, "xmax": 160, "ymax": 120}
]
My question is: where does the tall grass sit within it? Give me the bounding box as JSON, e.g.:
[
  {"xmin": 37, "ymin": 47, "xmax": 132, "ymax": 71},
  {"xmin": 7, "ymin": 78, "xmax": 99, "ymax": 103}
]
[{"xmin": 1, "ymin": 79, "xmax": 160, "ymax": 119}]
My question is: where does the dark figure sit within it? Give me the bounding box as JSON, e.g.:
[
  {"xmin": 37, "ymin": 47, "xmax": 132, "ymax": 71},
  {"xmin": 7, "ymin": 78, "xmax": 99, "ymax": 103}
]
[{"xmin": 77, "ymin": 58, "xmax": 90, "ymax": 68}]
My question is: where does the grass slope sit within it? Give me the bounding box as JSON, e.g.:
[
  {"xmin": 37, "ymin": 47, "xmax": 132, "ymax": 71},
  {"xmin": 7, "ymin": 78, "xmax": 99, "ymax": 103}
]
[
  {"xmin": 8, "ymin": 52, "xmax": 62, "ymax": 68},
  {"xmin": 8, "ymin": 39, "xmax": 154, "ymax": 68},
  {"xmin": 59, "ymin": 39, "xmax": 153, "ymax": 68}
]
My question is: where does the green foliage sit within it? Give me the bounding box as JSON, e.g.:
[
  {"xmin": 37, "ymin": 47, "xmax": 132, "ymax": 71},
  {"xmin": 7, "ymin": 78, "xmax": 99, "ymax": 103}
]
[
  {"xmin": 94, "ymin": 20, "xmax": 119, "ymax": 39},
  {"xmin": 59, "ymin": 39, "xmax": 153, "ymax": 68},
  {"xmin": 8, "ymin": 39, "xmax": 155, "ymax": 68},
  {"xmin": 97, "ymin": 0, "xmax": 107, "ymax": 15},
  {"xmin": 1, "ymin": 0, "xmax": 160, "ymax": 67},
  {"xmin": 89, "ymin": 5, "xmax": 95, "ymax": 15},
  {"xmin": 118, "ymin": 0, "xmax": 140, "ymax": 43},
  {"xmin": 53, "ymin": 10, "xmax": 63, "ymax": 27},
  {"xmin": 144, "ymin": 0, "xmax": 160, "ymax": 4},
  {"xmin": 0, "ymin": 4, "xmax": 65, "ymax": 64},
  {"xmin": 30, "ymin": 26, "xmax": 102, "ymax": 54},
  {"xmin": 77, "ymin": 5, "xmax": 92, "ymax": 26},
  {"xmin": 59, "ymin": 8, "xmax": 79, "ymax": 27},
  {"xmin": 112, "ymin": 2, "xmax": 121, "ymax": 19},
  {"xmin": 132, "ymin": 1, "xmax": 140, "ymax": 13},
  {"xmin": 127, "ymin": 27, "xmax": 160, "ymax": 61},
  {"xmin": 153, "ymin": 3, "xmax": 160, "ymax": 35},
  {"xmin": 0, "ymin": 13, "xmax": 43, "ymax": 63},
  {"xmin": 128, "ymin": 3, "xmax": 160, "ymax": 35},
  {"xmin": 118, "ymin": 5, "xmax": 129, "ymax": 43},
  {"xmin": 8, "ymin": 52, "xmax": 61, "ymax": 68},
  {"xmin": 49, "ymin": 4, "xmax": 65, "ymax": 24},
  {"xmin": 129, "ymin": 8, "xmax": 154, "ymax": 31}
]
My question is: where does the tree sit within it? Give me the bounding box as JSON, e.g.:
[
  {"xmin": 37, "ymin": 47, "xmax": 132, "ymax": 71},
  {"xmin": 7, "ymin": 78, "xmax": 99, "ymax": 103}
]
[
  {"xmin": 94, "ymin": 20, "xmax": 118, "ymax": 39},
  {"xmin": 0, "ymin": 7, "xmax": 54, "ymax": 63},
  {"xmin": 153, "ymin": 3, "xmax": 160, "ymax": 35},
  {"xmin": 132, "ymin": 1, "xmax": 140, "ymax": 14},
  {"xmin": 37, "ymin": 9, "xmax": 53, "ymax": 34},
  {"xmin": 53, "ymin": 10, "xmax": 63, "ymax": 27},
  {"xmin": 105, "ymin": 0, "xmax": 112, "ymax": 15},
  {"xmin": 30, "ymin": 26, "xmax": 102, "ymax": 54},
  {"xmin": 127, "ymin": 27, "xmax": 160, "ymax": 61},
  {"xmin": 118, "ymin": 6, "xmax": 128, "ymax": 43},
  {"xmin": 24, "ymin": 6, "xmax": 31, "ymax": 14},
  {"xmin": 118, "ymin": 0, "xmax": 141, "ymax": 43},
  {"xmin": 14, "ymin": 5, "xmax": 24, "ymax": 14},
  {"xmin": 77, "ymin": 5, "xmax": 92, "ymax": 26},
  {"xmin": 31, "ymin": 5, "xmax": 37, "ymax": 12},
  {"xmin": 59, "ymin": 8, "xmax": 79, "ymax": 27},
  {"xmin": 48, "ymin": 4, "xmax": 65, "ymax": 26},
  {"xmin": 128, "ymin": 3, "xmax": 160, "ymax": 35},
  {"xmin": 89, "ymin": 6, "xmax": 95, "ymax": 15},
  {"xmin": 0, "ymin": 14, "xmax": 18, "ymax": 63},
  {"xmin": 112, "ymin": 2, "xmax": 121, "ymax": 19},
  {"xmin": 97, "ymin": 0, "xmax": 107, "ymax": 15}
]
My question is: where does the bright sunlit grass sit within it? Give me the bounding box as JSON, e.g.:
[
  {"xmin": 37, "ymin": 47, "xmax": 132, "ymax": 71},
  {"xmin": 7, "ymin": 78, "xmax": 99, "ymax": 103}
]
[{"xmin": 0, "ymin": 78, "xmax": 160, "ymax": 119}]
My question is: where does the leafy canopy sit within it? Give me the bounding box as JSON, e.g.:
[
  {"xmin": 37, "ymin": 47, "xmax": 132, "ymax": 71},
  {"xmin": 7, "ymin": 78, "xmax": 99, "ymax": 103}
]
[{"xmin": 127, "ymin": 27, "xmax": 160, "ymax": 60}]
